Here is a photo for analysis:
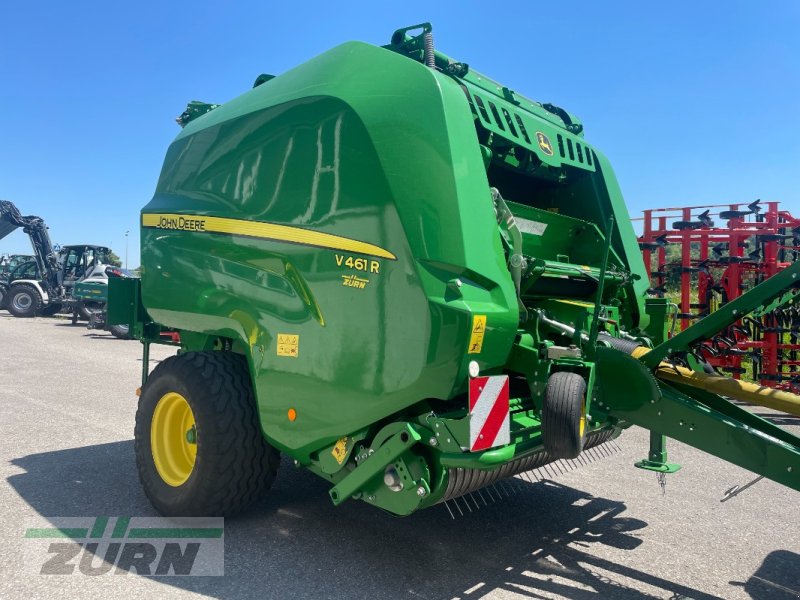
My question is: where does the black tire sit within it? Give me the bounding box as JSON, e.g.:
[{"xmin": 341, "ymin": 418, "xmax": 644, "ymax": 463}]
[
  {"xmin": 109, "ymin": 324, "xmax": 132, "ymax": 339},
  {"xmin": 77, "ymin": 301, "xmax": 102, "ymax": 321},
  {"xmin": 542, "ymin": 371, "xmax": 587, "ymax": 459},
  {"xmin": 0, "ymin": 284, "xmax": 7, "ymax": 310},
  {"xmin": 39, "ymin": 303, "xmax": 63, "ymax": 317},
  {"xmin": 135, "ymin": 351, "xmax": 279, "ymax": 516},
  {"xmin": 7, "ymin": 284, "xmax": 42, "ymax": 318}
]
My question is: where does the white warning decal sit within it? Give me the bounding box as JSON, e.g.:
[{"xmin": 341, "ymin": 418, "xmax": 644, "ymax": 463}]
[{"xmin": 516, "ymin": 218, "xmax": 548, "ymax": 236}]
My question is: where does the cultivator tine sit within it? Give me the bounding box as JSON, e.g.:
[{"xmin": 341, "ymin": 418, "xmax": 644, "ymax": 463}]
[{"xmin": 443, "ymin": 500, "xmax": 456, "ymax": 519}]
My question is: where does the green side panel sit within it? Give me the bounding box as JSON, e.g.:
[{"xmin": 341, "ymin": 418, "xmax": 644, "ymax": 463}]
[
  {"xmin": 108, "ymin": 278, "xmax": 146, "ymax": 328},
  {"xmin": 72, "ymin": 280, "xmax": 108, "ymax": 303},
  {"xmin": 459, "ymin": 80, "xmax": 595, "ymax": 173},
  {"xmin": 580, "ymin": 151, "xmax": 649, "ymax": 295},
  {"xmin": 140, "ymin": 42, "xmax": 518, "ymax": 460}
]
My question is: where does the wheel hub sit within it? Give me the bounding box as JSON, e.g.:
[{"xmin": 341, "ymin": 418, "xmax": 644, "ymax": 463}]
[
  {"xmin": 151, "ymin": 392, "xmax": 197, "ymax": 486},
  {"xmin": 13, "ymin": 293, "xmax": 32, "ymax": 311}
]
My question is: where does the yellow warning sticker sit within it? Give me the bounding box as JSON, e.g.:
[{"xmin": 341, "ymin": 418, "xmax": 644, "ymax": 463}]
[
  {"xmin": 331, "ymin": 437, "xmax": 349, "ymax": 464},
  {"xmin": 468, "ymin": 315, "xmax": 487, "ymax": 354},
  {"xmin": 276, "ymin": 334, "xmax": 299, "ymax": 357}
]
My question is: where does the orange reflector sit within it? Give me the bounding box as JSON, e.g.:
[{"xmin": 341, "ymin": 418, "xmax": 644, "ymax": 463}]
[
  {"xmin": 135, "ymin": 387, "xmax": 142, "ymax": 397},
  {"xmin": 287, "ymin": 408, "xmax": 297, "ymax": 422}
]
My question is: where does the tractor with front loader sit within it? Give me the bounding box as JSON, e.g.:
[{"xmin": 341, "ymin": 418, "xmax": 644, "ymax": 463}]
[
  {"xmin": 109, "ymin": 24, "xmax": 800, "ymax": 518},
  {"xmin": 0, "ymin": 200, "xmax": 127, "ymax": 333}
]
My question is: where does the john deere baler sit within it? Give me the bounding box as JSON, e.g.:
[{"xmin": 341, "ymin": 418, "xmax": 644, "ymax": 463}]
[{"xmin": 110, "ymin": 24, "xmax": 800, "ymax": 517}]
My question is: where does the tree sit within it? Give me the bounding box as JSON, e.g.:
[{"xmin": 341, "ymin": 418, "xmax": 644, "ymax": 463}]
[{"xmin": 106, "ymin": 250, "xmax": 122, "ymax": 267}]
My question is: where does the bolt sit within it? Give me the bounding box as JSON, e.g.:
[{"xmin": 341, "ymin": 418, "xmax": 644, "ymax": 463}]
[
  {"xmin": 455, "ymin": 278, "xmax": 462, "ymax": 288},
  {"xmin": 679, "ymin": 420, "xmax": 684, "ymax": 426},
  {"xmin": 417, "ymin": 486, "xmax": 426, "ymax": 497},
  {"xmin": 447, "ymin": 438, "xmax": 451, "ymax": 443},
  {"xmin": 657, "ymin": 411, "xmax": 662, "ymax": 416},
  {"xmin": 429, "ymin": 437, "xmax": 438, "ymax": 447},
  {"xmin": 368, "ymin": 495, "xmax": 376, "ymax": 501},
  {"xmin": 789, "ymin": 466, "xmax": 793, "ymax": 473},
  {"xmin": 293, "ymin": 459, "xmax": 300, "ymax": 467},
  {"xmin": 479, "ymin": 434, "xmax": 484, "ymax": 440},
  {"xmin": 732, "ymin": 309, "xmax": 738, "ymax": 315}
]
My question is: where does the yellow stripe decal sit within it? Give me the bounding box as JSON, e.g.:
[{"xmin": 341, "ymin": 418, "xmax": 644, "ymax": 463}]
[{"xmin": 142, "ymin": 213, "xmax": 396, "ymax": 260}]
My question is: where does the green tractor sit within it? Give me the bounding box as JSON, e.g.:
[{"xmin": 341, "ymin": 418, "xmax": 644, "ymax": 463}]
[
  {"xmin": 0, "ymin": 253, "xmax": 34, "ymax": 309},
  {"xmin": 109, "ymin": 24, "xmax": 800, "ymax": 518}
]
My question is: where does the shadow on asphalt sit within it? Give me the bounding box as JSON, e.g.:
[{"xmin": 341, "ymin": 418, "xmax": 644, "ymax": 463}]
[
  {"xmin": 752, "ymin": 412, "xmax": 800, "ymax": 427},
  {"xmin": 7, "ymin": 443, "xmax": 734, "ymax": 599},
  {"xmin": 731, "ymin": 550, "xmax": 800, "ymax": 599}
]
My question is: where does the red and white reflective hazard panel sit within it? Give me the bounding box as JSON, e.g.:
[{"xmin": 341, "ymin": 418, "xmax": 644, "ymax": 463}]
[{"xmin": 469, "ymin": 375, "xmax": 510, "ymax": 452}]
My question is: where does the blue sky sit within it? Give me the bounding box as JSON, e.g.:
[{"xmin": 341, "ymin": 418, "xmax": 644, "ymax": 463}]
[{"xmin": 1, "ymin": 1, "xmax": 798, "ymax": 267}]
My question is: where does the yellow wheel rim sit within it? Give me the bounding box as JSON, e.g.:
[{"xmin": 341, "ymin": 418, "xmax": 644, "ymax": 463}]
[
  {"xmin": 579, "ymin": 401, "xmax": 587, "ymax": 438},
  {"xmin": 151, "ymin": 392, "xmax": 197, "ymax": 487}
]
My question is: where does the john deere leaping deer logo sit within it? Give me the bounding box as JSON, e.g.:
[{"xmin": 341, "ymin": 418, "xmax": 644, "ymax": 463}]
[{"xmin": 536, "ymin": 132, "xmax": 554, "ymax": 156}]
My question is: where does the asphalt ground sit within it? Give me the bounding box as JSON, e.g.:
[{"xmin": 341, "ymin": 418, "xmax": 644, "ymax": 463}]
[{"xmin": 0, "ymin": 313, "xmax": 798, "ymax": 600}]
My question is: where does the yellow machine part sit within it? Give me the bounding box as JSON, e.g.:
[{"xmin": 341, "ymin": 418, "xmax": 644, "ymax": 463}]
[{"xmin": 630, "ymin": 346, "xmax": 800, "ymax": 418}]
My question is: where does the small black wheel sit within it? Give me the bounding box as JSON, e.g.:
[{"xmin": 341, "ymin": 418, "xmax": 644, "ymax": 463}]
[
  {"xmin": 7, "ymin": 284, "xmax": 42, "ymax": 318},
  {"xmin": 39, "ymin": 303, "xmax": 63, "ymax": 317},
  {"xmin": 77, "ymin": 301, "xmax": 102, "ymax": 321},
  {"xmin": 135, "ymin": 351, "xmax": 280, "ymax": 516},
  {"xmin": 542, "ymin": 371, "xmax": 587, "ymax": 459},
  {"xmin": 109, "ymin": 323, "xmax": 132, "ymax": 339}
]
